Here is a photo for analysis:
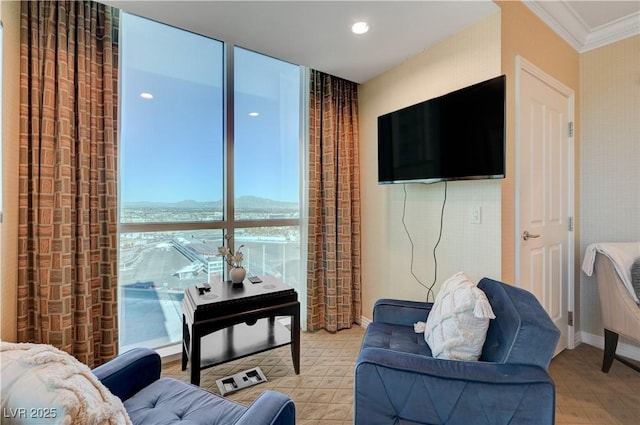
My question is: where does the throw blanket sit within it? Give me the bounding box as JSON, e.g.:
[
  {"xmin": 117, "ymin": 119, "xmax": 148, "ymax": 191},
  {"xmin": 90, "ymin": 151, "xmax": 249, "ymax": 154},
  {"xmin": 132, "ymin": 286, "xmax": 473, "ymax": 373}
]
[
  {"xmin": 582, "ymin": 242, "xmax": 640, "ymax": 304},
  {"xmin": 1, "ymin": 341, "xmax": 132, "ymax": 425}
]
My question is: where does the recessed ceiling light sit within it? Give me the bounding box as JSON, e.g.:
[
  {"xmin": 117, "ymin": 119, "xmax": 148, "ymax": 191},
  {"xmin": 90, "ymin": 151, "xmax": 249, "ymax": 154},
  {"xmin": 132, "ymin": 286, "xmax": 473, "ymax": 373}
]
[
  {"xmin": 351, "ymin": 21, "xmax": 369, "ymax": 35},
  {"xmin": 140, "ymin": 92, "xmax": 153, "ymax": 100},
  {"xmin": 248, "ymin": 112, "xmax": 259, "ymax": 117}
]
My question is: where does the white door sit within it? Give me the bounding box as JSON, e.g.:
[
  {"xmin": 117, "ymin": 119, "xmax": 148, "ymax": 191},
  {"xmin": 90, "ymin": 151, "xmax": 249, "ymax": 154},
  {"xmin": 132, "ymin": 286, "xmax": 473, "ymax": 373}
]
[{"xmin": 516, "ymin": 57, "xmax": 574, "ymax": 354}]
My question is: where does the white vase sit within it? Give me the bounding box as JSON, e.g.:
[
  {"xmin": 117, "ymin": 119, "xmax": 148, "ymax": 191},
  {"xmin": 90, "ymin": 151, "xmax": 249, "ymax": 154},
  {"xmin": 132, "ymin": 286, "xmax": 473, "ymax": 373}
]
[{"xmin": 229, "ymin": 266, "xmax": 246, "ymax": 284}]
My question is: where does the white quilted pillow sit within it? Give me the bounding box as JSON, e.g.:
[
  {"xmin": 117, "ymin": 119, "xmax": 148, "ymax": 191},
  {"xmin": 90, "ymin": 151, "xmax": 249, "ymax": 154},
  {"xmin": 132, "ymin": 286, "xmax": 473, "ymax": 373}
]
[{"xmin": 424, "ymin": 272, "xmax": 496, "ymax": 361}]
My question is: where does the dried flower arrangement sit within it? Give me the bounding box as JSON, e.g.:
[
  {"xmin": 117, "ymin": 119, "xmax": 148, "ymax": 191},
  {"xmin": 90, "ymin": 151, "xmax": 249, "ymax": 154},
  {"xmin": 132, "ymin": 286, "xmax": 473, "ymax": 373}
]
[{"xmin": 218, "ymin": 234, "xmax": 244, "ymax": 268}]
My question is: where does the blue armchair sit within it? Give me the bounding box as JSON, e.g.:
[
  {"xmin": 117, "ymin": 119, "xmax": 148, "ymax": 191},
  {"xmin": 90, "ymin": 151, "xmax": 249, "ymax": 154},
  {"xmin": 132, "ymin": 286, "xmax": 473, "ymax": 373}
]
[
  {"xmin": 93, "ymin": 347, "xmax": 295, "ymax": 425},
  {"xmin": 355, "ymin": 278, "xmax": 560, "ymax": 425}
]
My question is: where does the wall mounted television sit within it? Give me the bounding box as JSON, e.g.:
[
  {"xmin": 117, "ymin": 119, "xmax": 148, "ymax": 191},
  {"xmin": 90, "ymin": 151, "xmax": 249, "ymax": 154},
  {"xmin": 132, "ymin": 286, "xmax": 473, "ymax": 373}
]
[{"xmin": 378, "ymin": 75, "xmax": 506, "ymax": 185}]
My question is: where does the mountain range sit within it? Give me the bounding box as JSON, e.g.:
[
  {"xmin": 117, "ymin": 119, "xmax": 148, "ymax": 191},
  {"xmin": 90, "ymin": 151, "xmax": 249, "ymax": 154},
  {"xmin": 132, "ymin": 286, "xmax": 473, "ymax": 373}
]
[{"xmin": 123, "ymin": 196, "xmax": 298, "ymax": 210}]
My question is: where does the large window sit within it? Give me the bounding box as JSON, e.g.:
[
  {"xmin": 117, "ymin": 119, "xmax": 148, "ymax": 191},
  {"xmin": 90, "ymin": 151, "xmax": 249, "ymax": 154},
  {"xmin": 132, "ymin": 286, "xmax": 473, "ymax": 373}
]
[
  {"xmin": 118, "ymin": 14, "xmax": 303, "ymax": 352},
  {"xmin": 120, "ymin": 14, "xmax": 224, "ymax": 223},
  {"xmin": 234, "ymin": 47, "xmax": 300, "ymax": 220}
]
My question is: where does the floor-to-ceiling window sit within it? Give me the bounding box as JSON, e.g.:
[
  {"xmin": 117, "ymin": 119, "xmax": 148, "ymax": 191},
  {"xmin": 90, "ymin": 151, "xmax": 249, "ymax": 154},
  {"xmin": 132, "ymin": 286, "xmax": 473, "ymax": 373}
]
[{"xmin": 118, "ymin": 14, "xmax": 303, "ymax": 352}]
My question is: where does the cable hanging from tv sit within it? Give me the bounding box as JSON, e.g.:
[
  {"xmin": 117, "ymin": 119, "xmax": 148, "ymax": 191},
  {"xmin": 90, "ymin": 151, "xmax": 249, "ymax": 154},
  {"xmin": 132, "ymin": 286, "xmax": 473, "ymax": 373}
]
[{"xmin": 401, "ymin": 181, "xmax": 447, "ymax": 303}]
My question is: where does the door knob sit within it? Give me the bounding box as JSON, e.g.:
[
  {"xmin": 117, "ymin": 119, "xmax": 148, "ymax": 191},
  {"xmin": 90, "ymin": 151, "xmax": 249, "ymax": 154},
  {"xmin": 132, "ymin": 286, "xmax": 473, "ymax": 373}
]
[{"xmin": 522, "ymin": 230, "xmax": 540, "ymax": 241}]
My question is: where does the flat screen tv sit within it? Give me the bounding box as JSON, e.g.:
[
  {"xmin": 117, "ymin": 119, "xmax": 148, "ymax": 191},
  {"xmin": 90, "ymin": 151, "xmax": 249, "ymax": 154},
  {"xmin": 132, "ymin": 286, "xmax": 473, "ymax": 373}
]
[{"xmin": 378, "ymin": 75, "xmax": 505, "ymax": 184}]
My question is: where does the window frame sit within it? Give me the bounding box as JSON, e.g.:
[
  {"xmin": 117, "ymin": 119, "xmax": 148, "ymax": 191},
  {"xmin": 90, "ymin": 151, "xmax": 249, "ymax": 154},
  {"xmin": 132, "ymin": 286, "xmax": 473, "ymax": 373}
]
[
  {"xmin": 117, "ymin": 15, "xmax": 307, "ymax": 352},
  {"xmin": 118, "ymin": 44, "xmax": 302, "ymax": 239}
]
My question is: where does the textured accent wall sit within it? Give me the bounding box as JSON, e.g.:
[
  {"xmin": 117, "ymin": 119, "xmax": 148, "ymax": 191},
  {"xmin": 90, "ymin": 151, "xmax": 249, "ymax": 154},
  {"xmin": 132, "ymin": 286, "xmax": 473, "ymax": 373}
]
[
  {"xmin": 579, "ymin": 35, "xmax": 640, "ymax": 343},
  {"xmin": 358, "ymin": 13, "xmax": 501, "ymax": 318}
]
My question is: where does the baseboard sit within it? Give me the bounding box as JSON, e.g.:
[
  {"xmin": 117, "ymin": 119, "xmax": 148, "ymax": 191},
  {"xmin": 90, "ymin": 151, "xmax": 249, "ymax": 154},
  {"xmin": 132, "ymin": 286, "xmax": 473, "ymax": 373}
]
[
  {"xmin": 572, "ymin": 330, "xmax": 583, "ymax": 346},
  {"xmin": 360, "ymin": 316, "xmax": 371, "ymax": 328},
  {"xmin": 157, "ymin": 344, "xmax": 182, "ymax": 365},
  {"xmin": 579, "ymin": 331, "xmax": 640, "ymax": 362}
]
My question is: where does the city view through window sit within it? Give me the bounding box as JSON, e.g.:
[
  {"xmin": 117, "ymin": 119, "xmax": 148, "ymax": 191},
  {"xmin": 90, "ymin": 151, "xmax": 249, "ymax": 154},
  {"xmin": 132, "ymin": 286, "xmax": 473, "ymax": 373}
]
[{"xmin": 118, "ymin": 13, "xmax": 303, "ymax": 352}]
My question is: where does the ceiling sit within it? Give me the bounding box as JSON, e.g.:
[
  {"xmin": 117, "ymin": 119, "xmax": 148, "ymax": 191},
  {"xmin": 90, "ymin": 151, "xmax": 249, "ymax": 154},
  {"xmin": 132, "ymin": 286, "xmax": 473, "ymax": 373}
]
[{"xmin": 103, "ymin": 1, "xmax": 640, "ymax": 84}]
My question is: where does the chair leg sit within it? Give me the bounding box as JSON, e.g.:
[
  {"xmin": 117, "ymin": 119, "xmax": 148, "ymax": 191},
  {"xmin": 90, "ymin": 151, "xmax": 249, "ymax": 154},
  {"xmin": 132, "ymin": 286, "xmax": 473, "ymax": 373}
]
[{"xmin": 602, "ymin": 329, "xmax": 618, "ymax": 373}]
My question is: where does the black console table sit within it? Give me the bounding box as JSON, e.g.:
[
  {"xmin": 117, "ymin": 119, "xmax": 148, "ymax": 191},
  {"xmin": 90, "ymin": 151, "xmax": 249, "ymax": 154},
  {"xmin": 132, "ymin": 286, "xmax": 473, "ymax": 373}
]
[{"xmin": 181, "ymin": 275, "xmax": 300, "ymax": 386}]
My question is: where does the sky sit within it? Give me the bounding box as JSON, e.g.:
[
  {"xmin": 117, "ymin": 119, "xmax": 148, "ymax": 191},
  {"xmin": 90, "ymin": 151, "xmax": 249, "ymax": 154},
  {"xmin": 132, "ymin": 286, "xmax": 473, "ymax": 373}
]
[{"xmin": 120, "ymin": 13, "xmax": 300, "ymax": 205}]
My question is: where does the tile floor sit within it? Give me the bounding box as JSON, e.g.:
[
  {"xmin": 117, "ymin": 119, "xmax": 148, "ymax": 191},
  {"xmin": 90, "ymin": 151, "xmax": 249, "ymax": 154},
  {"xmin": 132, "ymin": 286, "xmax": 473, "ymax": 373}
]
[{"xmin": 163, "ymin": 326, "xmax": 640, "ymax": 425}]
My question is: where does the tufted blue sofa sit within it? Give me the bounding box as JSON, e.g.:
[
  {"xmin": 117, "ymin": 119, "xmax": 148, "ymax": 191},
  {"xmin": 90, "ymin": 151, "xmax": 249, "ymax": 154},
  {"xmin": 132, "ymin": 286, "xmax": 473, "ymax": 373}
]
[
  {"xmin": 355, "ymin": 278, "xmax": 560, "ymax": 425},
  {"xmin": 93, "ymin": 347, "xmax": 295, "ymax": 425}
]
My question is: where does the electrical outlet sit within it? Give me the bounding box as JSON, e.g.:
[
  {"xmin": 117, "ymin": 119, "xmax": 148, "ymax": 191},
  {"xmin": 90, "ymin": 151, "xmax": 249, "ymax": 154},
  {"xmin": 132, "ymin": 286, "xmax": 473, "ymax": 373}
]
[{"xmin": 470, "ymin": 206, "xmax": 482, "ymax": 224}]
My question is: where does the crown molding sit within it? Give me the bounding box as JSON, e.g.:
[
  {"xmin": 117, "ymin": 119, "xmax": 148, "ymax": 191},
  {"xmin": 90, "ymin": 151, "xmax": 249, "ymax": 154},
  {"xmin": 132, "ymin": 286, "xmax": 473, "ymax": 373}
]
[
  {"xmin": 583, "ymin": 11, "xmax": 640, "ymax": 52},
  {"xmin": 524, "ymin": 1, "xmax": 640, "ymax": 53},
  {"xmin": 524, "ymin": 0, "xmax": 586, "ymax": 51}
]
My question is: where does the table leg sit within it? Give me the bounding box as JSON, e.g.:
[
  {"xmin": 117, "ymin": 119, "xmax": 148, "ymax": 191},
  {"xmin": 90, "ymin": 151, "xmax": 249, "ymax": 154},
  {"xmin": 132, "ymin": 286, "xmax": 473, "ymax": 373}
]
[
  {"xmin": 182, "ymin": 315, "xmax": 188, "ymax": 371},
  {"xmin": 291, "ymin": 302, "xmax": 301, "ymax": 374},
  {"xmin": 190, "ymin": 324, "xmax": 202, "ymax": 386}
]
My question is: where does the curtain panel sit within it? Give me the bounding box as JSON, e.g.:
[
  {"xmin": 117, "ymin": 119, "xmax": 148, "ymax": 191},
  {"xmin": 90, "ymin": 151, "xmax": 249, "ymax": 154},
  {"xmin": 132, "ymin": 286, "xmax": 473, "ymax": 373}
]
[
  {"xmin": 307, "ymin": 70, "xmax": 361, "ymax": 332},
  {"xmin": 17, "ymin": 0, "xmax": 119, "ymax": 367}
]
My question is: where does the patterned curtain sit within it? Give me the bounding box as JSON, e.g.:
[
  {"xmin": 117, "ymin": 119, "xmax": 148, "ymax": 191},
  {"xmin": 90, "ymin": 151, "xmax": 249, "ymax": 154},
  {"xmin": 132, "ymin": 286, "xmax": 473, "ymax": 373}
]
[
  {"xmin": 307, "ymin": 70, "xmax": 361, "ymax": 332},
  {"xmin": 17, "ymin": 1, "xmax": 119, "ymax": 367}
]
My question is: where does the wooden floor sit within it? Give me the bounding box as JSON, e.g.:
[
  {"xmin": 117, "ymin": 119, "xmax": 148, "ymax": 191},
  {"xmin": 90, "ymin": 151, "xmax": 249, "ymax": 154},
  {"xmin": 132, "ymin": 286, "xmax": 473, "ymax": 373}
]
[{"xmin": 163, "ymin": 326, "xmax": 640, "ymax": 425}]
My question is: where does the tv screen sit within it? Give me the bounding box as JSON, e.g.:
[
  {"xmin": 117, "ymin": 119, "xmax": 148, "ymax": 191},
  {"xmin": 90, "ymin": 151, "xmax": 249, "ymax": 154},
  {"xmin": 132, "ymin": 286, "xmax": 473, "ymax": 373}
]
[{"xmin": 378, "ymin": 75, "xmax": 505, "ymax": 184}]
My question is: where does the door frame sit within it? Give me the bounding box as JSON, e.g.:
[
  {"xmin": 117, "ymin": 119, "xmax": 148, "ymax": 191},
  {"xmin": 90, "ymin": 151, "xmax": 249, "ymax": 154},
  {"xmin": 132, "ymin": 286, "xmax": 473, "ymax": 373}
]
[{"xmin": 514, "ymin": 55, "xmax": 576, "ymax": 350}]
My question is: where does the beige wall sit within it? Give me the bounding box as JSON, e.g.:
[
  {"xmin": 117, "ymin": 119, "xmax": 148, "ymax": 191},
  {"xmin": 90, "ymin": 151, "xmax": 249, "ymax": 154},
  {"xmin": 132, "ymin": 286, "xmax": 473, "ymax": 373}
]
[
  {"xmin": 496, "ymin": 0, "xmax": 580, "ymax": 287},
  {"xmin": 358, "ymin": 1, "xmax": 585, "ymax": 327},
  {"xmin": 579, "ymin": 35, "xmax": 640, "ymax": 348},
  {"xmin": 358, "ymin": 13, "xmax": 502, "ymax": 320},
  {"xmin": 1, "ymin": 0, "xmax": 20, "ymax": 342}
]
